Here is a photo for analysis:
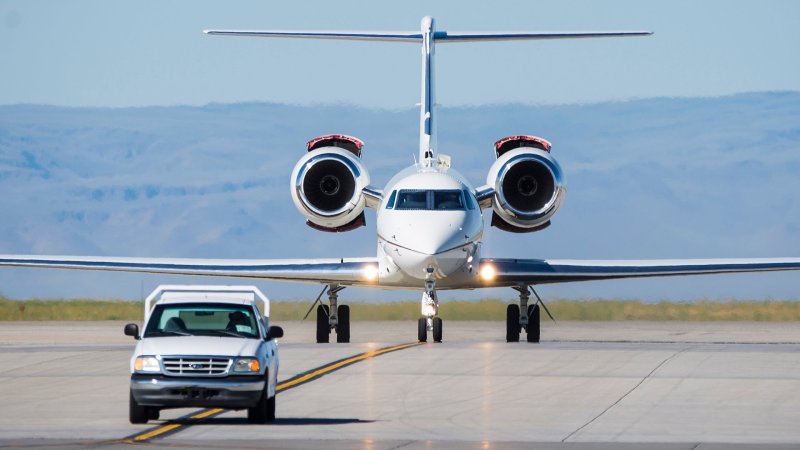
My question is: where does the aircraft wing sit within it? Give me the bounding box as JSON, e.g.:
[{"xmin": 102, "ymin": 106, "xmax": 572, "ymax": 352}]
[
  {"xmin": 479, "ymin": 257, "xmax": 800, "ymax": 286},
  {"xmin": 0, "ymin": 255, "xmax": 380, "ymax": 286}
]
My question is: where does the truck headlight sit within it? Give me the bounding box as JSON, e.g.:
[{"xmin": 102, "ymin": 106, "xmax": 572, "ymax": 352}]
[
  {"xmin": 233, "ymin": 358, "xmax": 260, "ymax": 373},
  {"xmin": 134, "ymin": 356, "xmax": 160, "ymax": 373}
]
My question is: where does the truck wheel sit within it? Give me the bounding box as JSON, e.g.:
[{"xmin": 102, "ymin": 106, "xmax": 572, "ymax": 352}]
[
  {"xmin": 147, "ymin": 408, "xmax": 160, "ymax": 421},
  {"xmin": 129, "ymin": 390, "xmax": 149, "ymax": 424},
  {"xmin": 267, "ymin": 393, "xmax": 276, "ymax": 422},
  {"xmin": 247, "ymin": 388, "xmax": 268, "ymax": 424}
]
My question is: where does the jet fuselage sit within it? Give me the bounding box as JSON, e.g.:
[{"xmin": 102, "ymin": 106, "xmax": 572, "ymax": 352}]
[{"xmin": 376, "ymin": 163, "xmax": 483, "ymax": 289}]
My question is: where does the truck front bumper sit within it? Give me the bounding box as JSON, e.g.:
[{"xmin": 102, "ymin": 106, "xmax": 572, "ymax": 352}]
[{"xmin": 131, "ymin": 374, "xmax": 265, "ymax": 408}]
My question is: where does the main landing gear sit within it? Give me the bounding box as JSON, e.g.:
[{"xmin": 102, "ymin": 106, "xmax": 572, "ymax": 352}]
[
  {"xmin": 506, "ymin": 285, "xmax": 540, "ymax": 343},
  {"xmin": 506, "ymin": 285, "xmax": 555, "ymax": 343},
  {"xmin": 417, "ymin": 272, "xmax": 442, "ymax": 343},
  {"xmin": 314, "ymin": 285, "xmax": 350, "ymax": 343}
]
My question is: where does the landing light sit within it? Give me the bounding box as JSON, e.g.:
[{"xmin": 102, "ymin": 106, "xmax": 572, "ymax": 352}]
[
  {"xmin": 363, "ymin": 264, "xmax": 379, "ymax": 281},
  {"xmin": 479, "ymin": 264, "xmax": 496, "ymax": 282}
]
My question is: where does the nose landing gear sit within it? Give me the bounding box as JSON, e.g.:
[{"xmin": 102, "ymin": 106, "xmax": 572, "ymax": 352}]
[{"xmin": 418, "ymin": 276, "xmax": 442, "ymax": 343}]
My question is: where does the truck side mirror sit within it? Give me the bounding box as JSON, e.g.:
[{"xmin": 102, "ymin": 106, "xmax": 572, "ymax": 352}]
[
  {"xmin": 124, "ymin": 323, "xmax": 140, "ymax": 340},
  {"xmin": 266, "ymin": 326, "xmax": 284, "ymax": 340}
]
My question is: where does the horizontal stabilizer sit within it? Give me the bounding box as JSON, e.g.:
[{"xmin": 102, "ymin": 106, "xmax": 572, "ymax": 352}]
[
  {"xmin": 204, "ymin": 30, "xmax": 423, "ymax": 42},
  {"xmin": 204, "ymin": 29, "xmax": 652, "ymax": 43},
  {"xmin": 433, "ymin": 30, "xmax": 652, "ymax": 42}
]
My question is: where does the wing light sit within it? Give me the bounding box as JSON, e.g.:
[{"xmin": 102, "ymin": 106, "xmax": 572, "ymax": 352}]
[
  {"xmin": 362, "ymin": 264, "xmax": 379, "ymax": 281},
  {"xmin": 479, "ymin": 264, "xmax": 496, "ymax": 282}
]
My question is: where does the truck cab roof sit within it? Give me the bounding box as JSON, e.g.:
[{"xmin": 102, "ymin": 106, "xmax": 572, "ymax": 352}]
[{"xmin": 144, "ymin": 285, "xmax": 270, "ymax": 323}]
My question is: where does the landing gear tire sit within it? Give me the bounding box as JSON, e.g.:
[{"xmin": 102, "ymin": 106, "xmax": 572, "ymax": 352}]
[
  {"xmin": 129, "ymin": 390, "xmax": 149, "ymax": 424},
  {"xmin": 418, "ymin": 318, "xmax": 428, "ymax": 342},
  {"xmin": 506, "ymin": 304, "xmax": 520, "ymax": 342},
  {"xmin": 248, "ymin": 387, "xmax": 275, "ymax": 424},
  {"xmin": 526, "ymin": 304, "xmax": 541, "ymax": 343},
  {"xmin": 336, "ymin": 304, "xmax": 350, "ymax": 343},
  {"xmin": 316, "ymin": 304, "xmax": 330, "ymax": 344},
  {"xmin": 432, "ymin": 317, "xmax": 443, "ymax": 343}
]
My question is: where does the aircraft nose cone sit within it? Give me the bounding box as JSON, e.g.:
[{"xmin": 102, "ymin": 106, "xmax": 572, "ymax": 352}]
[
  {"xmin": 403, "ymin": 213, "xmax": 469, "ymax": 255},
  {"xmin": 378, "ymin": 210, "xmax": 477, "ymax": 280},
  {"xmin": 413, "ymin": 231, "xmax": 465, "ymax": 255}
]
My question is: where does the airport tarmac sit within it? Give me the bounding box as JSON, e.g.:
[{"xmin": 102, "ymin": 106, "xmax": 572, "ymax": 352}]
[{"xmin": 1, "ymin": 320, "xmax": 799, "ymax": 449}]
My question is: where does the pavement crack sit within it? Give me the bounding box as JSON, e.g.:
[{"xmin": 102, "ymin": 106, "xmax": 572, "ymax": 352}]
[
  {"xmin": 561, "ymin": 346, "xmax": 691, "ymax": 442},
  {"xmin": 386, "ymin": 440, "xmax": 417, "ymax": 450}
]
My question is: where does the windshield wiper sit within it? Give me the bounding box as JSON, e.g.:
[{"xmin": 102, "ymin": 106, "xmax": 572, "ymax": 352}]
[
  {"xmin": 201, "ymin": 329, "xmax": 249, "ymax": 338},
  {"xmin": 149, "ymin": 330, "xmax": 192, "ymax": 337}
]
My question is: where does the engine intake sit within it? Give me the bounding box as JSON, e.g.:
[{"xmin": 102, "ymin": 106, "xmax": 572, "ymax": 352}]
[
  {"xmin": 486, "ymin": 135, "xmax": 565, "ymax": 232},
  {"xmin": 291, "ymin": 135, "xmax": 369, "ymax": 232}
]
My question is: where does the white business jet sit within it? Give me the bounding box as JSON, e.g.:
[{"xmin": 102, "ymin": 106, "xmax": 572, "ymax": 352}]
[{"xmin": 2, "ymin": 17, "xmax": 799, "ymax": 343}]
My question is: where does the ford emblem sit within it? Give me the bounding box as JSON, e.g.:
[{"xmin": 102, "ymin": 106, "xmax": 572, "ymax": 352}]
[{"xmin": 190, "ymin": 363, "xmax": 205, "ymax": 369}]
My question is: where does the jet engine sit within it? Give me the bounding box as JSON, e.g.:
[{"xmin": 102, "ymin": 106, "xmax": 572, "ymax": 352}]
[
  {"xmin": 486, "ymin": 135, "xmax": 566, "ymax": 232},
  {"xmin": 291, "ymin": 134, "xmax": 370, "ymax": 232}
]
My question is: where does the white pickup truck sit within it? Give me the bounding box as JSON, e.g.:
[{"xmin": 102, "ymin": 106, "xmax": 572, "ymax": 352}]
[{"xmin": 123, "ymin": 285, "xmax": 283, "ymax": 424}]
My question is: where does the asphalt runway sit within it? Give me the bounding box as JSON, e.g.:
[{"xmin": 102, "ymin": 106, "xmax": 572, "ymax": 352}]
[{"xmin": 1, "ymin": 320, "xmax": 799, "ymax": 449}]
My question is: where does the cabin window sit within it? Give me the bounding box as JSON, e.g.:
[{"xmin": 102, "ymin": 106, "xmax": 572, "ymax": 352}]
[{"xmin": 385, "ymin": 190, "xmax": 397, "ymax": 209}]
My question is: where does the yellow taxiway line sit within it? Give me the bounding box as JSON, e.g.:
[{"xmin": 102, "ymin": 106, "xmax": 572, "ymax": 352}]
[{"xmin": 118, "ymin": 341, "xmax": 423, "ymax": 444}]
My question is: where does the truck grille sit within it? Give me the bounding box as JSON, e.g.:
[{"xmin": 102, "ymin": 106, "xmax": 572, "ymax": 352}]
[{"xmin": 162, "ymin": 356, "xmax": 232, "ymax": 376}]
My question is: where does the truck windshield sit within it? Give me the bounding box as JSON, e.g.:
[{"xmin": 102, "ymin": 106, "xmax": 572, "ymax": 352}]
[{"xmin": 144, "ymin": 303, "xmax": 260, "ymax": 339}]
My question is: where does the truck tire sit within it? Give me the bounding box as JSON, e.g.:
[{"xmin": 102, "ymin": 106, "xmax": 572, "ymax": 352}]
[
  {"xmin": 247, "ymin": 388, "xmax": 268, "ymax": 424},
  {"xmin": 267, "ymin": 393, "xmax": 276, "ymax": 421},
  {"xmin": 129, "ymin": 390, "xmax": 149, "ymax": 424},
  {"xmin": 248, "ymin": 372, "xmax": 275, "ymax": 425}
]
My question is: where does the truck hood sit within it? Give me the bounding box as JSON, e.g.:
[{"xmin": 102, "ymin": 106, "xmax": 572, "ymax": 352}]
[{"xmin": 140, "ymin": 336, "xmax": 261, "ymax": 357}]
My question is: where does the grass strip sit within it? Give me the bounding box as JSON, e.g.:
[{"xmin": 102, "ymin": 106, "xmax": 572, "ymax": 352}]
[{"xmin": 2, "ymin": 297, "xmax": 799, "ymax": 321}]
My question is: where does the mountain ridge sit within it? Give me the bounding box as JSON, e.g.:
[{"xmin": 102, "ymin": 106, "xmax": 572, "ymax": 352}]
[{"xmin": 1, "ymin": 92, "xmax": 798, "ymax": 301}]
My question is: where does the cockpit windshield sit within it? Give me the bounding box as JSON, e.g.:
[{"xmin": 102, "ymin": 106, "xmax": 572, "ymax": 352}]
[
  {"xmin": 396, "ymin": 190, "xmax": 428, "ymax": 209},
  {"xmin": 390, "ymin": 190, "xmax": 470, "ymax": 211},
  {"xmin": 432, "ymin": 191, "xmax": 465, "ymax": 210}
]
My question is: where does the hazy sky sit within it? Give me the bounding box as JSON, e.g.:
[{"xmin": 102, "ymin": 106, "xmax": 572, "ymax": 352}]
[{"xmin": 2, "ymin": 0, "xmax": 799, "ymax": 108}]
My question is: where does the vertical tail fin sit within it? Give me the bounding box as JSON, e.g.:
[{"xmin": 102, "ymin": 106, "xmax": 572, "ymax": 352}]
[{"xmin": 205, "ymin": 18, "xmax": 651, "ymax": 164}]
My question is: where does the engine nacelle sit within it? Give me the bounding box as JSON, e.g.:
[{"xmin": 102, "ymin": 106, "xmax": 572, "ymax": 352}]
[
  {"xmin": 486, "ymin": 135, "xmax": 566, "ymax": 232},
  {"xmin": 291, "ymin": 135, "xmax": 370, "ymax": 232}
]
